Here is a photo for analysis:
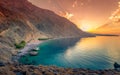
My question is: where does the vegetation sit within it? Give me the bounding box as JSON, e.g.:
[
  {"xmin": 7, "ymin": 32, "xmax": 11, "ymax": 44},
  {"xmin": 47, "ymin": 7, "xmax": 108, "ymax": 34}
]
[
  {"xmin": 38, "ymin": 38, "xmax": 50, "ymax": 40},
  {"xmin": 14, "ymin": 41, "xmax": 26, "ymax": 49}
]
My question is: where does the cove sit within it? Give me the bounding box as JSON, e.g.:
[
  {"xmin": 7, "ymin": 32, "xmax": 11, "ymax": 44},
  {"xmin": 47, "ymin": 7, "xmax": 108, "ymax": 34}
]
[{"xmin": 19, "ymin": 36, "xmax": 120, "ymax": 70}]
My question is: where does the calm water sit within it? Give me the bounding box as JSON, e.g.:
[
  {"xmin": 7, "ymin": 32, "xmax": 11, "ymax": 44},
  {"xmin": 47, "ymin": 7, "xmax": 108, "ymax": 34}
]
[{"xmin": 19, "ymin": 36, "xmax": 120, "ymax": 70}]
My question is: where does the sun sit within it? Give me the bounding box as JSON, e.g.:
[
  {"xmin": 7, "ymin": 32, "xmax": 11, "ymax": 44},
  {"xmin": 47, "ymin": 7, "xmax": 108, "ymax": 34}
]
[
  {"xmin": 75, "ymin": 20, "xmax": 98, "ymax": 32},
  {"xmin": 80, "ymin": 25, "xmax": 91, "ymax": 31},
  {"xmin": 79, "ymin": 24, "xmax": 94, "ymax": 32}
]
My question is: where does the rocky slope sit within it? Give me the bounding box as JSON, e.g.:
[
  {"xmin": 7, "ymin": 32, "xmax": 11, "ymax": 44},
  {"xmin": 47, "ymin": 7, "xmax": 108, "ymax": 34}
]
[
  {"xmin": 0, "ymin": 63, "xmax": 120, "ymax": 75},
  {"xmin": 0, "ymin": 0, "xmax": 92, "ymax": 62},
  {"xmin": 0, "ymin": 0, "xmax": 91, "ymax": 37}
]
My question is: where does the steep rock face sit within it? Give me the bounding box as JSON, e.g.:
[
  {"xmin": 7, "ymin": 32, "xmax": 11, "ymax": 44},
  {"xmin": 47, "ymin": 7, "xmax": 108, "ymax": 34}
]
[
  {"xmin": 0, "ymin": 0, "xmax": 91, "ymax": 37},
  {"xmin": 0, "ymin": 0, "xmax": 91, "ymax": 62}
]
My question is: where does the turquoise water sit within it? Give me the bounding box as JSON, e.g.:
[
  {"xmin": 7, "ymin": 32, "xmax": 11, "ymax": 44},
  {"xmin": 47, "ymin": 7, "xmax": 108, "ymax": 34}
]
[{"xmin": 19, "ymin": 36, "xmax": 120, "ymax": 70}]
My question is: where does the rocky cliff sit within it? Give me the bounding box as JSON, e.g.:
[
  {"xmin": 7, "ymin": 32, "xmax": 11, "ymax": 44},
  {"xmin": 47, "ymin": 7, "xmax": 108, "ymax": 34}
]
[{"xmin": 0, "ymin": 0, "xmax": 92, "ymax": 62}]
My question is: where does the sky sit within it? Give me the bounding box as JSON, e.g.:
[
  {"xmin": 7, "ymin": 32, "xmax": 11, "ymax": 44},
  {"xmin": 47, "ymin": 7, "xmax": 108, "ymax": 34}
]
[{"xmin": 28, "ymin": 0, "xmax": 119, "ymax": 31}]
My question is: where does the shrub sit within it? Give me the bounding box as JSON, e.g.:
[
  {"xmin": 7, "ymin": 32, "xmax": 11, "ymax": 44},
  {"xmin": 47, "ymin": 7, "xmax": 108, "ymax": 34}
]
[
  {"xmin": 14, "ymin": 41, "xmax": 26, "ymax": 49},
  {"xmin": 38, "ymin": 38, "xmax": 49, "ymax": 40}
]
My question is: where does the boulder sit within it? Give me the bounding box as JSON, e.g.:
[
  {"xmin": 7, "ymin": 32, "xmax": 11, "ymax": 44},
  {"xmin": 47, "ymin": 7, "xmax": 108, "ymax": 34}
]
[{"xmin": 29, "ymin": 51, "xmax": 38, "ymax": 56}]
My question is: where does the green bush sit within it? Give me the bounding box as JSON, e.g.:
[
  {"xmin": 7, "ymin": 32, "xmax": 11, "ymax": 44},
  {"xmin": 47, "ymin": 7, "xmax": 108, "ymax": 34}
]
[
  {"xmin": 38, "ymin": 38, "xmax": 49, "ymax": 40},
  {"xmin": 14, "ymin": 41, "xmax": 26, "ymax": 49}
]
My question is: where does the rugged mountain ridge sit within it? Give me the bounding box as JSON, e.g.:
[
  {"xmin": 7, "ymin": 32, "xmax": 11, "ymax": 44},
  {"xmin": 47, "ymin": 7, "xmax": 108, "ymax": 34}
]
[
  {"xmin": 0, "ymin": 0, "xmax": 89, "ymax": 37},
  {"xmin": 0, "ymin": 0, "xmax": 92, "ymax": 62}
]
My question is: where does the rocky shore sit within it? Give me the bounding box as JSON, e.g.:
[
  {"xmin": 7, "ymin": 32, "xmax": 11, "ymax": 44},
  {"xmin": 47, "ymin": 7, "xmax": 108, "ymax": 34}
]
[{"xmin": 0, "ymin": 62, "xmax": 120, "ymax": 75}]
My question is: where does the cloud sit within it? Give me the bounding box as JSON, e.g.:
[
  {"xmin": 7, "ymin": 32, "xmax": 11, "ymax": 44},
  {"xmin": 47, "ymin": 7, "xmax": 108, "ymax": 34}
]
[{"xmin": 72, "ymin": 0, "xmax": 78, "ymax": 8}]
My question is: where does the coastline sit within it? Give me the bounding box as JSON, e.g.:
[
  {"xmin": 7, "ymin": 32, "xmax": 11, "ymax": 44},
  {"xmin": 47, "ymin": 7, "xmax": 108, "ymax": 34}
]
[
  {"xmin": 18, "ymin": 40, "xmax": 43, "ymax": 56},
  {"xmin": 2, "ymin": 37, "xmax": 120, "ymax": 75},
  {"xmin": 15, "ymin": 35, "xmax": 118, "ymax": 57},
  {"xmin": 11, "ymin": 39, "xmax": 46, "ymax": 62}
]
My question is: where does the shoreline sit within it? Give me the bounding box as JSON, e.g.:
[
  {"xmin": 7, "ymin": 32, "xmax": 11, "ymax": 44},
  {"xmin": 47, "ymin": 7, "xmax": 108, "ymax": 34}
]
[
  {"xmin": 15, "ymin": 35, "xmax": 119, "ymax": 57},
  {"xmin": 18, "ymin": 40, "xmax": 43, "ymax": 56},
  {"xmin": 12, "ymin": 39, "xmax": 47, "ymax": 62},
  {"xmin": 3, "ymin": 37, "xmax": 120, "ymax": 75}
]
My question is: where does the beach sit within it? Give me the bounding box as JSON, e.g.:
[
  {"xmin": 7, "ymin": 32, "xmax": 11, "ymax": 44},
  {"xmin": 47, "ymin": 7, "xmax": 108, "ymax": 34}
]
[{"xmin": 11, "ymin": 38, "xmax": 45, "ymax": 63}]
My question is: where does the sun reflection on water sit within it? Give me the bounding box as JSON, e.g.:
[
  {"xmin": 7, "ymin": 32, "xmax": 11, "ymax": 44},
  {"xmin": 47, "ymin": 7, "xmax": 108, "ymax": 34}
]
[{"xmin": 64, "ymin": 36, "xmax": 120, "ymax": 63}]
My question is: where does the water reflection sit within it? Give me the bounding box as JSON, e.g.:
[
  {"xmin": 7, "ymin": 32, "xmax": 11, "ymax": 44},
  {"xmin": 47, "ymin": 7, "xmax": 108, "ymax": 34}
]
[
  {"xmin": 65, "ymin": 36, "xmax": 120, "ymax": 69},
  {"xmin": 19, "ymin": 36, "xmax": 120, "ymax": 70}
]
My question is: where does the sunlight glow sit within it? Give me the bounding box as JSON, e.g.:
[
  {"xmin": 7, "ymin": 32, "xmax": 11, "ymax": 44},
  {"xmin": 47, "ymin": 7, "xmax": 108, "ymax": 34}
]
[
  {"xmin": 80, "ymin": 24, "xmax": 93, "ymax": 31},
  {"xmin": 77, "ymin": 20, "xmax": 97, "ymax": 32},
  {"xmin": 65, "ymin": 36, "xmax": 120, "ymax": 61}
]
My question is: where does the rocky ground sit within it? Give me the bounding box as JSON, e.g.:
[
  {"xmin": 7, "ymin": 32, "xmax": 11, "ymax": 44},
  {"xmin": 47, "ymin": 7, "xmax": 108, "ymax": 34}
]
[{"xmin": 0, "ymin": 62, "xmax": 120, "ymax": 75}]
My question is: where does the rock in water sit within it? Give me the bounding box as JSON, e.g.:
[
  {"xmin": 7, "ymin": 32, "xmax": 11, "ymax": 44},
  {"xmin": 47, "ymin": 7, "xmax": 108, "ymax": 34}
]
[{"xmin": 29, "ymin": 51, "xmax": 38, "ymax": 56}]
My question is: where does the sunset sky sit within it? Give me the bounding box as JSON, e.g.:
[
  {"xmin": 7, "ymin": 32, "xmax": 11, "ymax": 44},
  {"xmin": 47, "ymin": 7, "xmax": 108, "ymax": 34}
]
[{"xmin": 28, "ymin": 0, "xmax": 119, "ymax": 31}]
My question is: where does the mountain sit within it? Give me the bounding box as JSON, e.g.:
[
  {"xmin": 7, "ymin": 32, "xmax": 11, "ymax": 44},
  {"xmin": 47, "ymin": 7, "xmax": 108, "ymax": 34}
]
[
  {"xmin": 0, "ymin": 0, "xmax": 92, "ymax": 62},
  {"xmin": 0, "ymin": 0, "xmax": 91, "ymax": 37}
]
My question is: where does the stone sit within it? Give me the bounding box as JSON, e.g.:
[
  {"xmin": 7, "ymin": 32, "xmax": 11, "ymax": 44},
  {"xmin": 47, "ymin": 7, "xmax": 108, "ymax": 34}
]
[{"xmin": 0, "ymin": 62, "xmax": 5, "ymax": 67}]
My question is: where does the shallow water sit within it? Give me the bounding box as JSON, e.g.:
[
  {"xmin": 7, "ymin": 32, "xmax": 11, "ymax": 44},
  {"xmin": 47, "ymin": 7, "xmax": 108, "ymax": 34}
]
[{"xmin": 19, "ymin": 36, "xmax": 120, "ymax": 70}]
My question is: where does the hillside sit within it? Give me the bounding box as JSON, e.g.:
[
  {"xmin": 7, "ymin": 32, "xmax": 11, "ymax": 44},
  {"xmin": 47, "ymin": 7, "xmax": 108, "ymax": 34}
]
[{"xmin": 0, "ymin": 0, "xmax": 92, "ymax": 62}]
